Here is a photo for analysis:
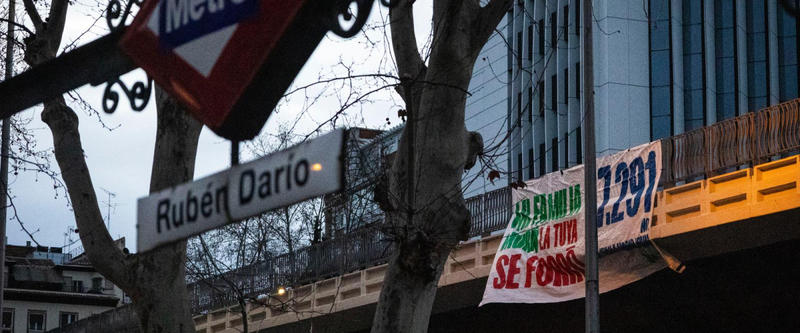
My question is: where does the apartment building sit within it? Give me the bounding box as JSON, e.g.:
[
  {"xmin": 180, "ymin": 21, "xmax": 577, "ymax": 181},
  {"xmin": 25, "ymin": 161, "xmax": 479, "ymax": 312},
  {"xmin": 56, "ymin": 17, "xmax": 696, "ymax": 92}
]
[{"xmin": 1, "ymin": 241, "xmax": 126, "ymax": 333}]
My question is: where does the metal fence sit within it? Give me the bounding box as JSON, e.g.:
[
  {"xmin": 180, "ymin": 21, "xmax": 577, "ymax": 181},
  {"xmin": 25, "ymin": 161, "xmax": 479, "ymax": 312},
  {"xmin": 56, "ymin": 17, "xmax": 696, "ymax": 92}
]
[
  {"xmin": 189, "ymin": 98, "xmax": 800, "ymax": 314},
  {"xmin": 466, "ymin": 187, "xmax": 512, "ymax": 237},
  {"xmin": 189, "ymin": 186, "xmax": 512, "ymax": 314},
  {"xmin": 662, "ymin": 98, "xmax": 800, "ymax": 185}
]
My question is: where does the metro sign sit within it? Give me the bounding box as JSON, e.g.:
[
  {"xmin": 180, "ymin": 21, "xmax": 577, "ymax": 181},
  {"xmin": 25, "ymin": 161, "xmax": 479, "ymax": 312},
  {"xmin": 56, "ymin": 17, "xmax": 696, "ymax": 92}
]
[{"xmin": 121, "ymin": 0, "xmax": 329, "ymax": 140}]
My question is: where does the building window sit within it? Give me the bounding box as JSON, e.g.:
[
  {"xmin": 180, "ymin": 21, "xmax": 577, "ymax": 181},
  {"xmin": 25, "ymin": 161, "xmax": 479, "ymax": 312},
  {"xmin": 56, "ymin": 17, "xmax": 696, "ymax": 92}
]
[
  {"xmin": 575, "ymin": 62, "xmax": 581, "ymax": 100},
  {"xmin": 2, "ymin": 308, "xmax": 13, "ymax": 333},
  {"xmin": 715, "ymin": 0, "xmax": 738, "ymax": 120},
  {"xmin": 517, "ymin": 153, "xmax": 523, "ymax": 181},
  {"xmin": 649, "ymin": 0, "xmax": 673, "ymax": 140},
  {"xmin": 538, "ymin": 82, "xmax": 545, "ymax": 116},
  {"xmin": 527, "ymin": 87, "xmax": 533, "ymax": 122},
  {"xmin": 746, "ymin": 0, "xmax": 769, "ymax": 111},
  {"xmin": 538, "ymin": 19, "xmax": 545, "ymax": 55},
  {"xmin": 550, "ymin": 12, "xmax": 557, "ymax": 48},
  {"xmin": 563, "ymin": 5, "xmax": 569, "ymax": 43},
  {"xmin": 777, "ymin": 1, "xmax": 799, "ymax": 102},
  {"xmin": 27, "ymin": 310, "xmax": 45, "ymax": 333},
  {"xmin": 72, "ymin": 280, "xmax": 84, "ymax": 293},
  {"xmin": 527, "ymin": 24, "xmax": 534, "ymax": 60},
  {"xmin": 683, "ymin": 0, "xmax": 705, "ymax": 131},
  {"xmin": 576, "ymin": 126, "xmax": 583, "ymax": 164},
  {"xmin": 516, "ymin": 30, "xmax": 523, "ymax": 67},
  {"xmin": 538, "ymin": 143, "xmax": 546, "ymax": 177},
  {"xmin": 551, "ymin": 137, "xmax": 559, "ymax": 171},
  {"xmin": 92, "ymin": 277, "xmax": 103, "ymax": 292},
  {"xmin": 517, "ymin": 92, "xmax": 522, "ymax": 123},
  {"xmin": 563, "ymin": 132, "xmax": 569, "ymax": 167},
  {"xmin": 575, "ymin": 0, "xmax": 580, "ymax": 35},
  {"xmin": 551, "ymin": 74, "xmax": 557, "ymax": 111},
  {"xmin": 528, "ymin": 148, "xmax": 534, "ymax": 179},
  {"xmin": 60, "ymin": 312, "xmax": 78, "ymax": 328},
  {"xmin": 563, "ymin": 67, "xmax": 569, "ymax": 104}
]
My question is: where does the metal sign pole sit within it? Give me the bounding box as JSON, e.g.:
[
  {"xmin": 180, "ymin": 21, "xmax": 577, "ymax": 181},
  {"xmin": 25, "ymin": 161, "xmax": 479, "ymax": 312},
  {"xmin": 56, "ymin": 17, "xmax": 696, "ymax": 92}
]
[
  {"xmin": 0, "ymin": 0, "xmax": 16, "ymax": 325},
  {"xmin": 581, "ymin": 0, "xmax": 599, "ymax": 332}
]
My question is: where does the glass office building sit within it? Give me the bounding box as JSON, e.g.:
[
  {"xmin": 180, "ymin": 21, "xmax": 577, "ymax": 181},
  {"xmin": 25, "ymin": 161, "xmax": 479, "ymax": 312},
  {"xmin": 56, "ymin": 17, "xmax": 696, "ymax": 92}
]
[{"xmin": 462, "ymin": 0, "xmax": 799, "ymax": 195}]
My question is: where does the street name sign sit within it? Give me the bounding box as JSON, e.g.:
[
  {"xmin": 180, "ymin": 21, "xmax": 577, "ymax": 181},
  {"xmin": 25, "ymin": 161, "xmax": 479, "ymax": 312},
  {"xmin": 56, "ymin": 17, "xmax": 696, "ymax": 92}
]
[
  {"xmin": 136, "ymin": 129, "xmax": 345, "ymax": 252},
  {"xmin": 120, "ymin": 0, "xmax": 330, "ymax": 140}
]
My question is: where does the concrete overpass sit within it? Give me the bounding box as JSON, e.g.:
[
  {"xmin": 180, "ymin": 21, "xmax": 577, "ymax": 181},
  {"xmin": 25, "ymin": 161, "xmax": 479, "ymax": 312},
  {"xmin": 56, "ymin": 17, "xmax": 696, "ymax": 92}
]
[{"xmin": 192, "ymin": 99, "xmax": 800, "ymax": 332}]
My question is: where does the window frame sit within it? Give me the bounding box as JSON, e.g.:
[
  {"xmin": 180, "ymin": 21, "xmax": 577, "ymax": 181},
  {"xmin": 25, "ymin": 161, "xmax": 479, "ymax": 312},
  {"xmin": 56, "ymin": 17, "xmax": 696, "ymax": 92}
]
[
  {"xmin": 27, "ymin": 310, "xmax": 46, "ymax": 333},
  {"xmin": 2, "ymin": 308, "xmax": 14, "ymax": 333},
  {"xmin": 59, "ymin": 312, "xmax": 79, "ymax": 328}
]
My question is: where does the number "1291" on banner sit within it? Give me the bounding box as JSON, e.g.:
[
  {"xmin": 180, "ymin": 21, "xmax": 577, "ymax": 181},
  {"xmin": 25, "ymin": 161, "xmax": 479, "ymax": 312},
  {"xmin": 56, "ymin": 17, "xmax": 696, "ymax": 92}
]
[{"xmin": 596, "ymin": 151, "xmax": 658, "ymax": 228}]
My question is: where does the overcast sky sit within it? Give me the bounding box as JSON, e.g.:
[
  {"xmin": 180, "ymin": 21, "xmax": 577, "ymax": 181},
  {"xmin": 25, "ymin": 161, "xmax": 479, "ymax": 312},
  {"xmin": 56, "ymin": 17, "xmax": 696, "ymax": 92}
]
[{"xmin": 5, "ymin": 1, "xmax": 434, "ymax": 252}]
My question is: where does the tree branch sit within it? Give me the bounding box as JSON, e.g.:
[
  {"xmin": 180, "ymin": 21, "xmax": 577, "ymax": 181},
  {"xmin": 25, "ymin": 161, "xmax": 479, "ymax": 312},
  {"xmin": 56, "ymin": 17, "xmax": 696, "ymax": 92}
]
[
  {"xmin": 46, "ymin": 0, "xmax": 70, "ymax": 53},
  {"xmin": 39, "ymin": 97, "xmax": 130, "ymax": 288},
  {"xmin": 389, "ymin": 0, "xmax": 427, "ymax": 82},
  {"xmin": 21, "ymin": 0, "xmax": 43, "ymax": 33},
  {"xmin": 0, "ymin": 18, "xmax": 34, "ymax": 35},
  {"xmin": 474, "ymin": 0, "xmax": 512, "ymax": 48}
]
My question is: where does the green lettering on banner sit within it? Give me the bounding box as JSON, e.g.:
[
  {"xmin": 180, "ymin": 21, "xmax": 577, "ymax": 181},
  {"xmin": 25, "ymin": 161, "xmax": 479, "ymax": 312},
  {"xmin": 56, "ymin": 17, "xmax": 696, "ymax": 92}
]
[
  {"xmin": 511, "ymin": 199, "xmax": 532, "ymax": 230},
  {"xmin": 552, "ymin": 191, "xmax": 560, "ymax": 219},
  {"xmin": 508, "ymin": 184, "xmax": 583, "ymax": 234},
  {"xmin": 500, "ymin": 226, "xmax": 540, "ymax": 253},
  {"xmin": 573, "ymin": 184, "xmax": 582, "ymax": 214}
]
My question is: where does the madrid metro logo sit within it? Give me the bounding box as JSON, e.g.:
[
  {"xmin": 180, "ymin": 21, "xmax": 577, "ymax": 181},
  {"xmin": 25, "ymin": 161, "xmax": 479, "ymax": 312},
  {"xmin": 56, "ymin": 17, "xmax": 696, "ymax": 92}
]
[{"xmin": 120, "ymin": 0, "xmax": 324, "ymax": 140}]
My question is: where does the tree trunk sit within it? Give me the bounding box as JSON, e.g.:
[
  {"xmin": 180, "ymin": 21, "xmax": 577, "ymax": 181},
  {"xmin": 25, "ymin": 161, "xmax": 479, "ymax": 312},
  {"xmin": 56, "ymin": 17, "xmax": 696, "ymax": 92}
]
[
  {"xmin": 238, "ymin": 297, "xmax": 249, "ymax": 333},
  {"xmin": 41, "ymin": 87, "xmax": 202, "ymax": 332},
  {"xmin": 371, "ymin": 1, "xmax": 510, "ymax": 332},
  {"xmin": 129, "ymin": 87, "xmax": 202, "ymax": 332},
  {"xmin": 26, "ymin": 0, "xmax": 204, "ymax": 331}
]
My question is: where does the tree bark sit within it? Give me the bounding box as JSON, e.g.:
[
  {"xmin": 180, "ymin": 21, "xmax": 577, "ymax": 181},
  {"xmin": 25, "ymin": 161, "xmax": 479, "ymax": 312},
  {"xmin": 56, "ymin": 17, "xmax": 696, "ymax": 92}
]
[
  {"xmin": 371, "ymin": 1, "xmax": 510, "ymax": 332},
  {"xmin": 126, "ymin": 87, "xmax": 202, "ymax": 332},
  {"xmin": 41, "ymin": 85, "xmax": 202, "ymax": 332}
]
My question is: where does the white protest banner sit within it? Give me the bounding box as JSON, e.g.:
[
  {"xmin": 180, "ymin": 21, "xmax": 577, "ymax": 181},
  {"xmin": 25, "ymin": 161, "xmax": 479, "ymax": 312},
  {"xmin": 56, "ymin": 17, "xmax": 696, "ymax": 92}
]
[
  {"xmin": 480, "ymin": 141, "xmax": 665, "ymax": 305},
  {"xmin": 136, "ymin": 129, "xmax": 345, "ymax": 253}
]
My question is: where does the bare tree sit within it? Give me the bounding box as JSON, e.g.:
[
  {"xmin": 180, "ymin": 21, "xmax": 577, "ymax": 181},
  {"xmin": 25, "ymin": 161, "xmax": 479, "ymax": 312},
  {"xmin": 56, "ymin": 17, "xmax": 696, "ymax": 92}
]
[
  {"xmin": 16, "ymin": 0, "xmax": 203, "ymax": 330},
  {"xmin": 371, "ymin": 1, "xmax": 511, "ymax": 332},
  {"xmin": 185, "ymin": 129, "xmax": 328, "ymax": 331}
]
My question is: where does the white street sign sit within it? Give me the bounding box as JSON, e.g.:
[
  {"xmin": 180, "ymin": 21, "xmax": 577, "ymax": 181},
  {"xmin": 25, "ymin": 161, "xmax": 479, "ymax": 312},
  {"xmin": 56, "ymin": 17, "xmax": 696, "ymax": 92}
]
[{"xmin": 136, "ymin": 129, "xmax": 345, "ymax": 252}]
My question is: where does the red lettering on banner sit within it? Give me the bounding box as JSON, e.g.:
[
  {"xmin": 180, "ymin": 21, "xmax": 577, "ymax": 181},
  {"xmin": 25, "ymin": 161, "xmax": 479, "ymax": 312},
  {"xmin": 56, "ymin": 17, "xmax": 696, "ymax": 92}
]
[
  {"xmin": 569, "ymin": 219, "xmax": 578, "ymax": 244},
  {"xmin": 540, "ymin": 226, "xmax": 551, "ymax": 250},
  {"xmin": 536, "ymin": 257, "xmax": 553, "ymax": 286},
  {"xmin": 547, "ymin": 256, "xmax": 565, "ymax": 286},
  {"xmin": 524, "ymin": 256, "xmax": 538, "ymax": 288},
  {"xmin": 552, "ymin": 219, "xmax": 579, "ymax": 247},
  {"xmin": 506, "ymin": 254, "xmax": 522, "ymax": 289},
  {"xmin": 555, "ymin": 253, "xmax": 577, "ymax": 285},
  {"xmin": 566, "ymin": 246, "xmax": 585, "ymax": 274},
  {"xmin": 493, "ymin": 255, "xmax": 509, "ymax": 288},
  {"xmin": 495, "ymin": 248, "xmax": 586, "ymax": 289}
]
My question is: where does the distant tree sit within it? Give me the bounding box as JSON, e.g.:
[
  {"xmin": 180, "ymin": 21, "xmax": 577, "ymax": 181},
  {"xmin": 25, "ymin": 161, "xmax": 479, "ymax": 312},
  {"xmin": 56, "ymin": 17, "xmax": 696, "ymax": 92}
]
[{"xmin": 185, "ymin": 129, "xmax": 326, "ymax": 332}]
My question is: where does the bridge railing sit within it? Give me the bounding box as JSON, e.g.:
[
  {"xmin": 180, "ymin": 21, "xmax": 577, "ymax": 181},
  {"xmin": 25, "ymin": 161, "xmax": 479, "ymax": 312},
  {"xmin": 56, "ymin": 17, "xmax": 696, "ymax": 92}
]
[
  {"xmin": 189, "ymin": 98, "xmax": 800, "ymax": 315},
  {"xmin": 188, "ymin": 186, "xmax": 512, "ymax": 314},
  {"xmin": 662, "ymin": 98, "xmax": 800, "ymax": 185},
  {"xmin": 465, "ymin": 187, "xmax": 512, "ymax": 238}
]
